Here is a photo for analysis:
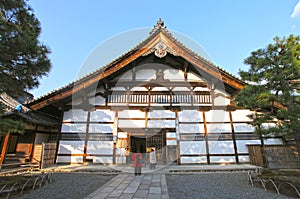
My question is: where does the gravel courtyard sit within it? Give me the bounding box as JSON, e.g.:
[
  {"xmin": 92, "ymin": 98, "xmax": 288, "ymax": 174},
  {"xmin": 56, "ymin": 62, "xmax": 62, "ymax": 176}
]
[
  {"xmin": 17, "ymin": 173, "xmax": 116, "ymax": 199},
  {"xmin": 14, "ymin": 172, "xmax": 293, "ymax": 199},
  {"xmin": 166, "ymin": 172, "xmax": 292, "ymax": 199}
]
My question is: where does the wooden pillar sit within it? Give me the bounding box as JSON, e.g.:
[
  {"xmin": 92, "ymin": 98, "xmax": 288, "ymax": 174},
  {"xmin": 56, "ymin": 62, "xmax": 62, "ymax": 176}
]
[
  {"xmin": 203, "ymin": 112, "xmax": 210, "ymax": 164},
  {"xmin": 112, "ymin": 111, "xmax": 118, "ymax": 164},
  {"xmin": 175, "ymin": 110, "xmax": 181, "ymax": 165},
  {"xmin": 83, "ymin": 111, "xmax": 91, "ymax": 164},
  {"xmin": 0, "ymin": 131, "xmax": 10, "ymax": 166},
  {"xmin": 229, "ymin": 111, "xmax": 239, "ymax": 163}
]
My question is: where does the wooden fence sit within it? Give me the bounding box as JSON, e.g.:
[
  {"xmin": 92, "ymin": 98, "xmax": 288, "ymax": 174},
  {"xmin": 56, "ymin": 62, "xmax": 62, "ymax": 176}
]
[
  {"xmin": 247, "ymin": 145, "xmax": 299, "ymax": 169},
  {"xmin": 33, "ymin": 143, "xmax": 57, "ymax": 169}
]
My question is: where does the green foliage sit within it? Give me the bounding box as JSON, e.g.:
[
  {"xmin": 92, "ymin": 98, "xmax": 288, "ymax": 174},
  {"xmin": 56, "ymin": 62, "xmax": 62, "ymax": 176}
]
[
  {"xmin": 235, "ymin": 35, "xmax": 300, "ymax": 140},
  {"xmin": 0, "ymin": 0, "xmax": 51, "ymax": 134},
  {"xmin": 0, "ymin": 0, "xmax": 51, "ymax": 99}
]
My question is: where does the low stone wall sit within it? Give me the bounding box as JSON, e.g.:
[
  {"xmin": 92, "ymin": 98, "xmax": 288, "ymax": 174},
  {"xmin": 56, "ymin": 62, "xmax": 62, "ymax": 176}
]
[{"xmin": 247, "ymin": 145, "xmax": 299, "ymax": 169}]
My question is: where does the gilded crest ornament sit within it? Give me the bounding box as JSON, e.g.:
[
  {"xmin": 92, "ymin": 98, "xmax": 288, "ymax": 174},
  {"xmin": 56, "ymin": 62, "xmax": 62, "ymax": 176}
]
[{"xmin": 154, "ymin": 42, "xmax": 167, "ymax": 58}]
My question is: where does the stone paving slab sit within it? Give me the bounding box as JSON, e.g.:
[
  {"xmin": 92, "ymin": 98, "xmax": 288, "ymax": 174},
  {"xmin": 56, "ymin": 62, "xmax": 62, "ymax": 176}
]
[{"xmin": 85, "ymin": 173, "xmax": 169, "ymax": 199}]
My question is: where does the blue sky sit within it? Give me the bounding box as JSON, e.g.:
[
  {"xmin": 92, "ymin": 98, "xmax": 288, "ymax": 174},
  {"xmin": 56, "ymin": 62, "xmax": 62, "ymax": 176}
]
[{"xmin": 28, "ymin": 0, "xmax": 300, "ymax": 98}]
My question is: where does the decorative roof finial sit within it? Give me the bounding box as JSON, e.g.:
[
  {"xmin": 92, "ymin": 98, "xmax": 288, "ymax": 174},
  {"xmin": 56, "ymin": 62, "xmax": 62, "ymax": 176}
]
[
  {"xmin": 156, "ymin": 18, "xmax": 165, "ymax": 28},
  {"xmin": 149, "ymin": 18, "xmax": 166, "ymax": 35}
]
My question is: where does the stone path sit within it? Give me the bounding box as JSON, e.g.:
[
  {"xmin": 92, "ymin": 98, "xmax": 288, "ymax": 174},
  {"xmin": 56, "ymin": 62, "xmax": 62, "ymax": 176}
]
[{"xmin": 85, "ymin": 173, "xmax": 169, "ymax": 199}]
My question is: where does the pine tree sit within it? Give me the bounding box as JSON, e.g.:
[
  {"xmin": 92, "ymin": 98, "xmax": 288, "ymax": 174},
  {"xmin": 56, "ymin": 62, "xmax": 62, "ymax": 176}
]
[
  {"xmin": 235, "ymin": 35, "xmax": 300, "ymax": 161},
  {"xmin": 0, "ymin": 0, "xmax": 51, "ymax": 98},
  {"xmin": 0, "ymin": 0, "xmax": 51, "ymax": 134}
]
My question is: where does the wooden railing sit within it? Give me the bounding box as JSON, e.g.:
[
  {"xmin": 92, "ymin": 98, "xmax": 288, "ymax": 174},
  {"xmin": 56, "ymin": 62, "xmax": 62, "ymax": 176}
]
[{"xmin": 108, "ymin": 92, "xmax": 212, "ymax": 105}]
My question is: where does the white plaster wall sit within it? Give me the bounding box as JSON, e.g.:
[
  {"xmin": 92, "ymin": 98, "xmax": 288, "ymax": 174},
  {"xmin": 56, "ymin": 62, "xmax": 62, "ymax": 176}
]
[
  {"xmin": 180, "ymin": 156, "xmax": 207, "ymax": 164},
  {"xmin": 90, "ymin": 96, "xmax": 106, "ymax": 106},
  {"xmin": 164, "ymin": 69, "xmax": 185, "ymax": 81},
  {"xmin": 136, "ymin": 69, "xmax": 156, "ymax": 80},
  {"xmin": 118, "ymin": 120, "xmax": 145, "ymax": 128},
  {"xmin": 206, "ymin": 123, "xmax": 232, "ymax": 133},
  {"xmin": 87, "ymin": 141, "xmax": 113, "ymax": 154},
  {"xmin": 58, "ymin": 141, "xmax": 85, "ymax": 154},
  {"xmin": 89, "ymin": 124, "xmax": 114, "ymax": 133},
  {"xmin": 63, "ymin": 109, "xmax": 88, "ymax": 122},
  {"xmin": 179, "ymin": 124, "xmax": 204, "ymax": 133},
  {"xmin": 236, "ymin": 140, "xmax": 261, "ymax": 153},
  {"xmin": 231, "ymin": 109, "xmax": 254, "ymax": 122},
  {"xmin": 210, "ymin": 156, "xmax": 235, "ymax": 163},
  {"xmin": 238, "ymin": 156, "xmax": 250, "ymax": 162},
  {"xmin": 56, "ymin": 156, "xmax": 83, "ymax": 163},
  {"xmin": 148, "ymin": 110, "xmax": 175, "ymax": 118},
  {"xmin": 205, "ymin": 110, "xmax": 230, "ymax": 122},
  {"xmin": 61, "ymin": 123, "xmax": 87, "ymax": 133},
  {"xmin": 118, "ymin": 110, "xmax": 145, "ymax": 118},
  {"xmin": 208, "ymin": 141, "xmax": 234, "ymax": 154},
  {"xmin": 178, "ymin": 110, "xmax": 203, "ymax": 122},
  {"xmin": 180, "ymin": 141, "xmax": 206, "ymax": 154},
  {"xmin": 90, "ymin": 110, "xmax": 115, "ymax": 122},
  {"xmin": 148, "ymin": 120, "xmax": 175, "ymax": 128},
  {"xmin": 233, "ymin": 123, "xmax": 255, "ymax": 132},
  {"xmin": 93, "ymin": 157, "xmax": 113, "ymax": 164}
]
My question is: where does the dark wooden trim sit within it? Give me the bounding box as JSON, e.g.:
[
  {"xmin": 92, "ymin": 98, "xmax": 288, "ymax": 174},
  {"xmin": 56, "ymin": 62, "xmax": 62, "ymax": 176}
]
[
  {"xmin": 203, "ymin": 112, "xmax": 210, "ymax": 164},
  {"xmin": 0, "ymin": 132, "xmax": 10, "ymax": 165},
  {"xmin": 229, "ymin": 111, "xmax": 239, "ymax": 163}
]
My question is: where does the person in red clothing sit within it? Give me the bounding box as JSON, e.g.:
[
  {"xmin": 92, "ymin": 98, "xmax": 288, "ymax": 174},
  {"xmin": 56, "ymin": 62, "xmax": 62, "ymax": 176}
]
[{"xmin": 132, "ymin": 152, "xmax": 143, "ymax": 176}]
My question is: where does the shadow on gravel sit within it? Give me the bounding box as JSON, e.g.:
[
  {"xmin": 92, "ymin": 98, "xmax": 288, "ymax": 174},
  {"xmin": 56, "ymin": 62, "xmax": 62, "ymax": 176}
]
[
  {"xmin": 166, "ymin": 172, "xmax": 292, "ymax": 199},
  {"xmin": 16, "ymin": 173, "xmax": 117, "ymax": 199}
]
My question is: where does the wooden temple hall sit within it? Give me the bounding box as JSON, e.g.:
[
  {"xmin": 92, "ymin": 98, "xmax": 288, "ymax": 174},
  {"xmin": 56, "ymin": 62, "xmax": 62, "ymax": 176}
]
[{"xmin": 26, "ymin": 19, "xmax": 283, "ymax": 165}]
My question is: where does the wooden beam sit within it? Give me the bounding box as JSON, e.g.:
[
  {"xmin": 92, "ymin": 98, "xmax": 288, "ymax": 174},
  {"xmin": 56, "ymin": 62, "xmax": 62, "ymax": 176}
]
[{"xmin": 0, "ymin": 132, "xmax": 10, "ymax": 165}]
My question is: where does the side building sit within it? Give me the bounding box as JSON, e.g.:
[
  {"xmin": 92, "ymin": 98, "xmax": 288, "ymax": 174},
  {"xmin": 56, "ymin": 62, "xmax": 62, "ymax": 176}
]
[{"xmin": 28, "ymin": 20, "xmax": 283, "ymax": 165}]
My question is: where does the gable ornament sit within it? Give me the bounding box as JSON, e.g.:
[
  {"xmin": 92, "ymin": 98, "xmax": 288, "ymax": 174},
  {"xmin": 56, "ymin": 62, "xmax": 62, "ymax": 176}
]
[{"xmin": 143, "ymin": 41, "xmax": 179, "ymax": 58}]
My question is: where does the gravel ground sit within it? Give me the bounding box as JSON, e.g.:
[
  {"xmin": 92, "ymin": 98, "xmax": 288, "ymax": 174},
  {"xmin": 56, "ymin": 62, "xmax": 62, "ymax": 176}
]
[
  {"xmin": 166, "ymin": 172, "xmax": 292, "ymax": 199},
  {"xmin": 9, "ymin": 172, "xmax": 294, "ymax": 199},
  {"xmin": 15, "ymin": 172, "xmax": 116, "ymax": 199}
]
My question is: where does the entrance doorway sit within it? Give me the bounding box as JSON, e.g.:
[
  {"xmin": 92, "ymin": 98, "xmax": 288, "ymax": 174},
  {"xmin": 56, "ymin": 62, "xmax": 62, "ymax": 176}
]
[{"xmin": 130, "ymin": 136, "xmax": 146, "ymax": 153}]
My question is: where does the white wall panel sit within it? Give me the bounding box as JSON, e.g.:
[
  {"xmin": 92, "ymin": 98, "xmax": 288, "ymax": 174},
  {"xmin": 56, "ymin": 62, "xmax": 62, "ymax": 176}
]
[
  {"xmin": 263, "ymin": 138, "xmax": 283, "ymax": 145},
  {"xmin": 148, "ymin": 110, "xmax": 175, "ymax": 118},
  {"xmin": 118, "ymin": 110, "xmax": 145, "ymax": 118},
  {"xmin": 164, "ymin": 69, "xmax": 185, "ymax": 81},
  {"xmin": 180, "ymin": 141, "xmax": 206, "ymax": 154},
  {"xmin": 90, "ymin": 110, "xmax": 115, "ymax": 122},
  {"xmin": 89, "ymin": 124, "xmax": 114, "ymax": 133},
  {"xmin": 136, "ymin": 69, "xmax": 156, "ymax": 80},
  {"xmin": 205, "ymin": 110, "xmax": 230, "ymax": 122},
  {"xmin": 179, "ymin": 124, "xmax": 204, "ymax": 133},
  {"xmin": 63, "ymin": 109, "xmax": 88, "ymax": 122},
  {"xmin": 56, "ymin": 156, "xmax": 83, "ymax": 163},
  {"xmin": 118, "ymin": 120, "xmax": 145, "ymax": 128},
  {"xmin": 233, "ymin": 123, "xmax": 255, "ymax": 132},
  {"xmin": 61, "ymin": 123, "xmax": 87, "ymax": 133},
  {"xmin": 178, "ymin": 110, "xmax": 203, "ymax": 122},
  {"xmin": 93, "ymin": 157, "xmax": 113, "ymax": 164},
  {"xmin": 148, "ymin": 120, "xmax": 175, "ymax": 128},
  {"xmin": 210, "ymin": 156, "xmax": 235, "ymax": 163},
  {"xmin": 180, "ymin": 156, "xmax": 207, "ymax": 164},
  {"xmin": 87, "ymin": 141, "xmax": 113, "ymax": 154},
  {"xmin": 206, "ymin": 123, "xmax": 232, "ymax": 133},
  {"xmin": 58, "ymin": 141, "xmax": 85, "ymax": 154},
  {"xmin": 231, "ymin": 109, "xmax": 254, "ymax": 122},
  {"xmin": 238, "ymin": 156, "xmax": 250, "ymax": 163},
  {"xmin": 90, "ymin": 96, "xmax": 106, "ymax": 106},
  {"xmin": 236, "ymin": 140, "xmax": 261, "ymax": 153},
  {"xmin": 208, "ymin": 141, "xmax": 234, "ymax": 154}
]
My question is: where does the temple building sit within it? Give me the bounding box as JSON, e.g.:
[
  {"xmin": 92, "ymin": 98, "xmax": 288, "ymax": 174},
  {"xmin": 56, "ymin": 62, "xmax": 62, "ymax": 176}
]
[{"xmin": 27, "ymin": 19, "xmax": 283, "ymax": 165}]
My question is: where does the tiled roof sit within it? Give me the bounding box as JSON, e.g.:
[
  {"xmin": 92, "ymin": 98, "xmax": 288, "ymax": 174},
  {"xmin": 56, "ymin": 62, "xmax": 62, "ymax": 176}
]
[{"xmin": 28, "ymin": 19, "xmax": 246, "ymax": 106}]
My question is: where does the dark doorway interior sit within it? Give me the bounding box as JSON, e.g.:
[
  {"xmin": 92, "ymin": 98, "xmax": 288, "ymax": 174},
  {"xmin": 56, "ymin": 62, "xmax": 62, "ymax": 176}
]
[{"xmin": 130, "ymin": 136, "xmax": 146, "ymax": 153}]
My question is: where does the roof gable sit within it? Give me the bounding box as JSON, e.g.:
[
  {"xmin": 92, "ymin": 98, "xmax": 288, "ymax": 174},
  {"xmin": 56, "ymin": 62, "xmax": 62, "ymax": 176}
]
[{"xmin": 29, "ymin": 19, "xmax": 246, "ymax": 110}]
